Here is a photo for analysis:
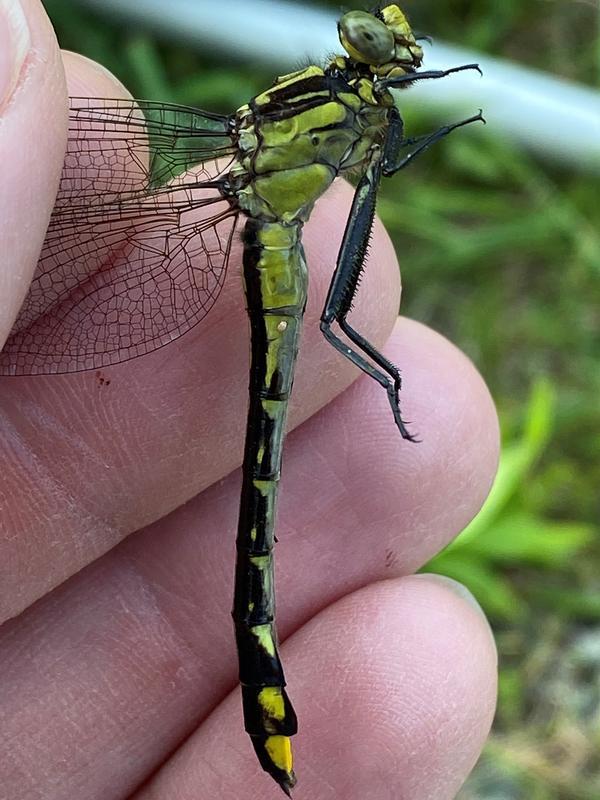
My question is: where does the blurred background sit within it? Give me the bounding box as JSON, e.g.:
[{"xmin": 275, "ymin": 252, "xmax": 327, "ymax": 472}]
[{"xmin": 43, "ymin": 1, "xmax": 600, "ymax": 797}]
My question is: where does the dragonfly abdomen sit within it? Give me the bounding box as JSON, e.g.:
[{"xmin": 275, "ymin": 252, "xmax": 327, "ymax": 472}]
[{"xmin": 233, "ymin": 218, "xmax": 308, "ymax": 795}]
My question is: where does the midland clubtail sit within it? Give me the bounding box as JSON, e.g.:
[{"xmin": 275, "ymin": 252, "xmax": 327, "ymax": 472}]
[{"xmin": 0, "ymin": 4, "xmax": 483, "ymax": 794}]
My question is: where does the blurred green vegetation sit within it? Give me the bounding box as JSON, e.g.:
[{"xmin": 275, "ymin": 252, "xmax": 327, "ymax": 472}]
[{"xmin": 44, "ymin": 1, "xmax": 600, "ymax": 797}]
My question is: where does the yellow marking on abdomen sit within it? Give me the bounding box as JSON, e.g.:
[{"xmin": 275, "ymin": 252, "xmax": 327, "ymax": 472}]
[
  {"xmin": 258, "ymin": 686, "xmax": 286, "ymax": 721},
  {"xmin": 251, "ymin": 623, "xmax": 276, "ymax": 657},
  {"xmin": 265, "ymin": 735, "xmax": 294, "ymax": 773}
]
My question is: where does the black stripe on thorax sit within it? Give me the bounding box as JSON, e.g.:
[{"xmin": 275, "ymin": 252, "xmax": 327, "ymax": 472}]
[{"xmin": 250, "ymin": 73, "xmax": 354, "ymax": 121}]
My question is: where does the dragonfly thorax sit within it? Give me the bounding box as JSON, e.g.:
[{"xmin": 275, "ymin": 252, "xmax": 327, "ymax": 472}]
[{"xmin": 230, "ymin": 67, "xmax": 389, "ymax": 224}]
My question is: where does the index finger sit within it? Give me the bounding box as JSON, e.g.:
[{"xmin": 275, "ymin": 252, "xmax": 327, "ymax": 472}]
[{"xmin": 0, "ymin": 0, "xmax": 67, "ymax": 347}]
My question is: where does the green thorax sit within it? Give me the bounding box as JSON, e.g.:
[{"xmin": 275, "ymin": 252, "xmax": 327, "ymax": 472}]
[{"xmin": 230, "ymin": 65, "xmax": 390, "ymax": 225}]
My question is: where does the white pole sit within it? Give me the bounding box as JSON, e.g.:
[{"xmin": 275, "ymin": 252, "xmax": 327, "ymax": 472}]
[{"xmin": 74, "ymin": 0, "xmax": 600, "ymax": 170}]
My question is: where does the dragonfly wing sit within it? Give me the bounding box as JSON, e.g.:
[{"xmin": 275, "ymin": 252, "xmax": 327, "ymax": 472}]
[{"xmin": 0, "ymin": 98, "xmax": 240, "ymax": 376}]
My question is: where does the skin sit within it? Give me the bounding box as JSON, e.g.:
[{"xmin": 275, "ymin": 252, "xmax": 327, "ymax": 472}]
[{"xmin": 0, "ymin": 2, "xmax": 499, "ymax": 799}]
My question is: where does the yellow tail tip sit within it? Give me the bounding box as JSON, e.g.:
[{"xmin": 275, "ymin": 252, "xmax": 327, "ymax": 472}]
[
  {"xmin": 264, "ymin": 735, "xmax": 296, "ymax": 795},
  {"xmin": 265, "ymin": 735, "xmax": 294, "ymax": 772}
]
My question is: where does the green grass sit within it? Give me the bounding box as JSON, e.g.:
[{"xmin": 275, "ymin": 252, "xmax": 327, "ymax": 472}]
[{"xmin": 44, "ymin": 1, "xmax": 600, "ymax": 797}]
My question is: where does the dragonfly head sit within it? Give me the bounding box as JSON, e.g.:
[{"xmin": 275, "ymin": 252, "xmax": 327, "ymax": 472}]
[{"xmin": 338, "ymin": 5, "xmax": 423, "ymax": 78}]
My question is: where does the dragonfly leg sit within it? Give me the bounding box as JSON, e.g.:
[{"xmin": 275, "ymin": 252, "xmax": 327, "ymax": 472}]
[
  {"xmin": 383, "ymin": 110, "xmax": 485, "ymax": 176},
  {"xmin": 320, "ymin": 148, "xmax": 416, "ymax": 441},
  {"xmin": 376, "ymin": 63, "xmax": 482, "ymax": 95},
  {"xmin": 333, "ymin": 317, "xmax": 419, "ymax": 441}
]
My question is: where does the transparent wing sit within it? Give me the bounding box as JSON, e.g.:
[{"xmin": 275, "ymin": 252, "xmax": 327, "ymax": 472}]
[{"xmin": 0, "ymin": 97, "xmax": 241, "ymax": 376}]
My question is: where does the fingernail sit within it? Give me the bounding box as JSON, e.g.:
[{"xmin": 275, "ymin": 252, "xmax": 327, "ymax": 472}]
[
  {"xmin": 420, "ymin": 573, "xmax": 488, "ymax": 618},
  {"xmin": 0, "ymin": 0, "xmax": 31, "ymax": 113}
]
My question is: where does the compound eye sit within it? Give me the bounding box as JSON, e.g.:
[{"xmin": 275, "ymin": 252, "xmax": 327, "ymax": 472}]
[{"xmin": 338, "ymin": 11, "xmax": 395, "ymax": 65}]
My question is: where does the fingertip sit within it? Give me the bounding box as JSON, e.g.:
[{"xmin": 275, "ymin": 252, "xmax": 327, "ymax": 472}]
[
  {"xmin": 61, "ymin": 51, "xmax": 131, "ymax": 99},
  {"xmin": 289, "ymin": 575, "xmax": 497, "ymax": 797},
  {"xmin": 408, "ymin": 572, "xmax": 497, "ymax": 653},
  {"xmin": 0, "ymin": 0, "xmax": 67, "ymax": 345},
  {"xmin": 137, "ymin": 575, "xmax": 497, "ymax": 799}
]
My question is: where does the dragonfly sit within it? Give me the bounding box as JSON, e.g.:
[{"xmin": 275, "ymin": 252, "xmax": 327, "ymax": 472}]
[{"xmin": 0, "ymin": 4, "xmax": 484, "ymax": 794}]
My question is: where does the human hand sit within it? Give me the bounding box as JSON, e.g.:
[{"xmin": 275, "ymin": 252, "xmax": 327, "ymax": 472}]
[{"xmin": 0, "ymin": 2, "xmax": 498, "ymax": 798}]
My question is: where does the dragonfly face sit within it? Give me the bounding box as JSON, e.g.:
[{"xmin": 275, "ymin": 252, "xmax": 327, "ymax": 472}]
[{"xmin": 338, "ymin": 4, "xmax": 424, "ymax": 77}]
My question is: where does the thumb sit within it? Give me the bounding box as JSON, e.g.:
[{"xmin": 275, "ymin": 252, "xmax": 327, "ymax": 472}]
[{"xmin": 0, "ymin": 0, "xmax": 67, "ymax": 346}]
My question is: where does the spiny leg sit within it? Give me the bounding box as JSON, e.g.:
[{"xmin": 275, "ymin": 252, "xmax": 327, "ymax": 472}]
[
  {"xmin": 376, "ymin": 65, "xmax": 485, "ymax": 176},
  {"xmin": 320, "ymin": 147, "xmax": 416, "ymax": 440},
  {"xmin": 320, "ymin": 320, "xmax": 416, "ymax": 440},
  {"xmin": 384, "ymin": 110, "xmax": 485, "ymax": 176},
  {"xmin": 375, "ymin": 62, "xmax": 482, "ymax": 96},
  {"xmin": 339, "ymin": 317, "xmax": 419, "ymax": 442},
  {"xmin": 320, "ymin": 103, "xmax": 484, "ymax": 440}
]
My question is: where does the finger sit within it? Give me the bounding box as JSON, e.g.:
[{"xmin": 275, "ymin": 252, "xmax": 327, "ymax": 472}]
[
  {"xmin": 0, "ymin": 0, "xmax": 67, "ymax": 346},
  {"xmin": 0, "ymin": 54, "xmax": 402, "ymax": 619},
  {"xmin": 136, "ymin": 575, "xmax": 497, "ymax": 799},
  {"xmin": 0, "ymin": 320, "xmax": 498, "ymax": 800},
  {"xmin": 0, "ymin": 51, "xmax": 142, "ymax": 619},
  {"xmin": 2, "ymin": 53, "xmax": 159, "ymax": 365},
  {"xmin": 61, "ymin": 50, "xmax": 131, "ymax": 97}
]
